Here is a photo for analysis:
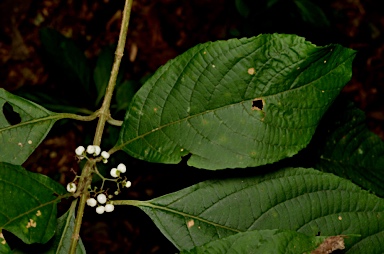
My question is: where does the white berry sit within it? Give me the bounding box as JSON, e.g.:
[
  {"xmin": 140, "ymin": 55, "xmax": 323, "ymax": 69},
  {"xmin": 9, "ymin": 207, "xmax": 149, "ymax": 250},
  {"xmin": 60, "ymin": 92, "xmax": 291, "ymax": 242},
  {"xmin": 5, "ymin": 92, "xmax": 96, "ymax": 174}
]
[
  {"xmin": 125, "ymin": 181, "xmax": 132, "ymax": 188},
  {"xmin": 117, "ymin": 163, "xmax": 126, "ymax": 173},
  {"xmin": 105, "ymin": 204, "xmax": 115, "ymax": 212},
  {"xmin": 110, "ymin": 168, "xmax": 119, "ymax": 178},
  {"xmin": 96, "ymin": 206, "xmax": 105, "ymax": 214},
  {"xmin": 97, "ymin": 193, "xmax": 107, "ymax": 204},
  {"xmin": 101, "ymin": 151, "xmax": 110, "ymax": 159},
  {"xmin": 94, "ymin": 145, "xmax": 101, "ymax": 156},
  {"xmin": 86, "ymin": 198, "xmax": 97, "ymax": 207},
  {"xmin": 75, "ymin": 146, "xmax": 85, "ymax": 156},
  {"xmin": 86, "ymin": 145, "xmax": 95, "ymax": 154},
  {"xmin": 67, "ymin": 183, "xmax": 77, "ymax": 193}
]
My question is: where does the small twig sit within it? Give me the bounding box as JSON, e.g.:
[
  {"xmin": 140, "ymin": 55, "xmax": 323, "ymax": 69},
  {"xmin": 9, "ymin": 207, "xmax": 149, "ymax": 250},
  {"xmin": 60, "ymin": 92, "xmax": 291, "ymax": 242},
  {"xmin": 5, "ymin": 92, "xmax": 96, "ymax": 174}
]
[{"xmin": 107, "ymin": 117, "xmax": 123, "ymax": 126}]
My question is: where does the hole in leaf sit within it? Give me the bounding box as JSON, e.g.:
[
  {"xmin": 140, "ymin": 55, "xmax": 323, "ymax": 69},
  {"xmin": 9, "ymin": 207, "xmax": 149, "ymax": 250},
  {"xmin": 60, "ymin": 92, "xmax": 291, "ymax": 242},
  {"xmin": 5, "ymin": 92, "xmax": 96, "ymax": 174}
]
[
  {"xmin": 2, "ymin": 102, "xmax": 21, "ymax": 125},
  {"xmin": 252, "ymin": 98, "xmax": 264, "ymax": 111}
]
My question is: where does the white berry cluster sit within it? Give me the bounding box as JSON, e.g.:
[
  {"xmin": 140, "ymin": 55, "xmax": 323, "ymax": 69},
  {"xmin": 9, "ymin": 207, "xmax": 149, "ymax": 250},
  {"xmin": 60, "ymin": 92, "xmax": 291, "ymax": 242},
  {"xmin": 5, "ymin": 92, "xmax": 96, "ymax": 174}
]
[
  {"xmin": 75, "ymin": 145, "xmax": 110, "ymax": 163},
  {"xmin": 69, "ymin": 145, "xmax": 133, "ymax": 214},
  {"xmin": 87, "ymin": 193, "xmax": 114, "ymax": 214}
]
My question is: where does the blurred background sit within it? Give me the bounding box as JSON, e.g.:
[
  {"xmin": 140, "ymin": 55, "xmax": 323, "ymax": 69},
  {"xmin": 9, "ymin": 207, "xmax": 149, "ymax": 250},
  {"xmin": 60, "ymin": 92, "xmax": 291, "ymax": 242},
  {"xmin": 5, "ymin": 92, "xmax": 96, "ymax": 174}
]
[{"xmin": 0, "ymin": 0, "xmax": 383, "ymax": 253}]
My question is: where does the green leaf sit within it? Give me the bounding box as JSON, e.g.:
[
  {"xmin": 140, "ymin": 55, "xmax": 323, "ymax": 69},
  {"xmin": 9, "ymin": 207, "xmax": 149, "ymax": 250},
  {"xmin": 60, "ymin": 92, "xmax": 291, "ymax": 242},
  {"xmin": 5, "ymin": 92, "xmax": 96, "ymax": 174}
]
[
  {"xmin": 293, "ymin": 0, "xmax": 330, "ymax": 28},
  {"xmin": 314, "ymin": 99, "xmax": 384, "ymax": 197},
  {"xmin": 94, "ymin": 45, "xmax": 124, "ymax": 106},
  {"xmin": 43, "ymin": 201, "xmax": 86, "ymax": 254},
  {"xmin": 117, "ymin": 34, "xmax": 355, "ymax": 169},
  {"xmin": 181, "ymin": 229, "xmax": 331, "ymax": 254},
  {"xmin": 40, "ymin": 28, "xmax": 91, "ymax": 97},
  {"xmin": 135, "ymin": 167, "xmax": 383, "ymax": 252},
  {"xmin": 11, "ymin": 201, "xmax": 86, "ymax": 254},
  {"xmin": 235, "ymin": 0, "xmax": 250, "ymax": 18},
  {"xmin": 0, "ymin": 162, "xmax": 66, "ymax": 245},
  {"xmin": 115, "ymin": 80, "xmax": 137, "ymax": 112},
  {"xmin": 0, "ymin": 232, "xmax": 11, "ymax": 254},
  {"xmin": 0, "ymin": 89, "xmax": 58, "ymax": 165}
]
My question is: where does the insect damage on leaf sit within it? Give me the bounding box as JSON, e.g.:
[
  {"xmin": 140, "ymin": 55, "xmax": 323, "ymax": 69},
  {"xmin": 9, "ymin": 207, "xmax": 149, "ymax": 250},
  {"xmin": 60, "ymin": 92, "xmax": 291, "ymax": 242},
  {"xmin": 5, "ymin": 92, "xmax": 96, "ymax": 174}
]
[
  {"xmin": 2, "ymin": 102, "xmax": 21, "ymax": 125},
  {"xmin": 311, "ymin": 235, "xmax": 346, "ymax": 254},
  {"xmin": 187, "ymin": 219, "xmax": 194, "ymax": 228},
  {"xmin": 252, "ymin": 98, "xmax": 264, "ymax": 111}
]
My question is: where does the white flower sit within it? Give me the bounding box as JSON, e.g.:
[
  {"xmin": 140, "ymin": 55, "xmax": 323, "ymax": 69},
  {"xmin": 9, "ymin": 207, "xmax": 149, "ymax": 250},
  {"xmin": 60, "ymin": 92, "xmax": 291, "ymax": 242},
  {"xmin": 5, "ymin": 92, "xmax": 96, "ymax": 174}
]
[
  {"xmin": 94, "ymin": 145, "xmax": 101, "ymax": 156},
  {"xmin": 105, "ymin": 204, "xmax": 115, "ymax": 212},
  {"xmin": 86, "ymin": 198, "xmax": 97, "ymax": 207},
  {"xmin": 97, "ymin": 193, "xmax": 107, "ymax": 204},
  {"xmin": 110, "ymin": 168, "xmax": 119, "ymax": 178},
  {"xmin": 101, "ymin": 151, "xmax": 110, "ymax": 159},
  {"xmin": 96, "ymin": 206, "xmax": 105, "ymax": 214},
  {"xmin": 117, "ymin": 163, "xmax": 126, "ymax": 173},
  {"xmin": 125, "ymin": 181, "xmax": 132, "ymax": 188},
  {"xmin": 75, "ymin": 146, "xmax": 85, "ymax": 156},
  {"xmin": 86, "ymin": 145, "xmax": 96, "ymax": 154},
  {"xmin": 67, "ymin": 183, "xmax": 77, "ymax": 193}
]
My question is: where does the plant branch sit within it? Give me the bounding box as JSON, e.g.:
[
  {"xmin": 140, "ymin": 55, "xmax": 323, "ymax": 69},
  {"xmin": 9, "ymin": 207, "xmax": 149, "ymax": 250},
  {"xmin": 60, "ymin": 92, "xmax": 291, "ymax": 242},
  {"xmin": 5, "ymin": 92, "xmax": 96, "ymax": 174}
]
[
  {"xmin": 107, "ymin": 117, "xmax": 123, "ymax": 126},
  {"xmin": 69, "ymin": 0, "xmax": 134, "ymax": 253},
  {"xmin": 93, "ymin": 0, "xmax": 133, "ymax": 146}
]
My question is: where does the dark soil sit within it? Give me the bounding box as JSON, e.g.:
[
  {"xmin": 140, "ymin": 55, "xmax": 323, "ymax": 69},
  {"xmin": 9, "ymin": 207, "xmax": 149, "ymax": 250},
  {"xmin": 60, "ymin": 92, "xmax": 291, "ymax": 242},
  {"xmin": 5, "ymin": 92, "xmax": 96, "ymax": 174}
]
[{"xmin": 0, "ymin": 0, "xmax": 383, "ymax": 253}]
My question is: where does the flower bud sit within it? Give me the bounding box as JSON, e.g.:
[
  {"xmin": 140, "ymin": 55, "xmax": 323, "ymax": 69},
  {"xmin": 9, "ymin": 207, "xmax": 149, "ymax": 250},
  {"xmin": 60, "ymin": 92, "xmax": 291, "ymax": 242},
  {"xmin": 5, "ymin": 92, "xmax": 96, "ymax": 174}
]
[
  {"xmin": 87, "ymin": 145, "xmax": 96, "ymax": 154},
  {"xmin": 94, "ymin": 145, "xmax": 101, "ymax": 156},
  {"xmin": 101, "ymin": 151, "xmax": 110, "ymax": 159},
  {"xmin": 110, "ymin": 168, "xmax": 119, "ymax": 178},
  {"xmin": 97, "ymin": 193, "xmax": 107, "ymax": 204},
  {"xmin": 117, "ymin": 163, "xmax": 126, "ymax": 173},
  {"xmin": 67, "ymin": 183, "xmax": 77, "ymax": 193},
  {"xmin": 96, "ymin": 206, "xmax": 105, "ymax": 214},
  {"xmin": 86, "ymin": 198, "xmax": 97, "ymax": 207},
  {"xmin": 75, "ymin": 146, "xmax": 85, "ymax": 156},
  {"xmin": 105, "ymin": 204, "xmax": 115, "ymax": 212}
]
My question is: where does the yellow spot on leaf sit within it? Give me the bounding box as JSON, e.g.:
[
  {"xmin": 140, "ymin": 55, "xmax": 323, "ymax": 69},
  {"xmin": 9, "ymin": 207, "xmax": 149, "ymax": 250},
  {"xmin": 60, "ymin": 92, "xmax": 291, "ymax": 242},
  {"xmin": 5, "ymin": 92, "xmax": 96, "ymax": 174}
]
[
  {"xmin": 0, "ymin": 233, "xmax": 6, "ymax": 245},
  {"xmin": 36, "ymin": 210, "xmax": 42, "ymax": 216},
  {"xmin": 28, "ymin": 140, "xmax": 32, "ymax": 145},
  {"xmin": 247, "ymin": 67, "xmax": 255, "ymax": 75},
  {"xmin": 338, "ymin": 216, "xmax": 342, "ymax": 220},
  {"xmin": 18, "ymin": 142, "xmax": 23, "ymax": 147},
  {"xmin": 187, "ymin": 219, "xmax": 194, "ymax": 228},
  {"xmin": 324, "ymin": 60, "xmax": 327, "ymax": 63},
  {"xmin": 26, "ymin": 219, "xmax": 37, "ymax": 228}
]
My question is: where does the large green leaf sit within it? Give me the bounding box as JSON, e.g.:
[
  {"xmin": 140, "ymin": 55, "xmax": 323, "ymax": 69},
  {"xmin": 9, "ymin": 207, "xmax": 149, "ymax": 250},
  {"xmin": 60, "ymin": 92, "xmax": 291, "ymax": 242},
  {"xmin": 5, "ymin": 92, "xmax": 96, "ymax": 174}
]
[
  {"xmin": 42, "ymin": 201, "xmax": 86, "ymax": 254},
  {"xmin": 294, "ymin": 0, "xmax": 330, "ymax": 28},
  {"xmin": 11, "ymin": 201, "xmax": 86, "ymax": 254},
  {"xmin": 0, "ymin": 232, "xmax": 11, "ymax": 254},
  {"xmin": 314, "ymin": 99, "xmax": 384, "ymax": 197},
  {"xmin": 94, "ymin": 45, "xmax": 124, "ymax": 106},
  {"xmin": 0, "ymin": 89, "xmax": 58, "ymax": 165},
  {"xmin": 117, "ymin": 34, "xmax": 355, "ymax": 169},
  {"xmin": 181, "ymin": 229, "xmax": 341, "ymax": 254},
  {"xmin": 133, "ymin": 167, "xmax": 383, "ymax": 252},
  {"xmin": 40, "ymin": 28, "xmax": 91, "ymax": 96},
  {"xmin": 0, "ymin": 162, "xmax": 66, "ymax": 245}
]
